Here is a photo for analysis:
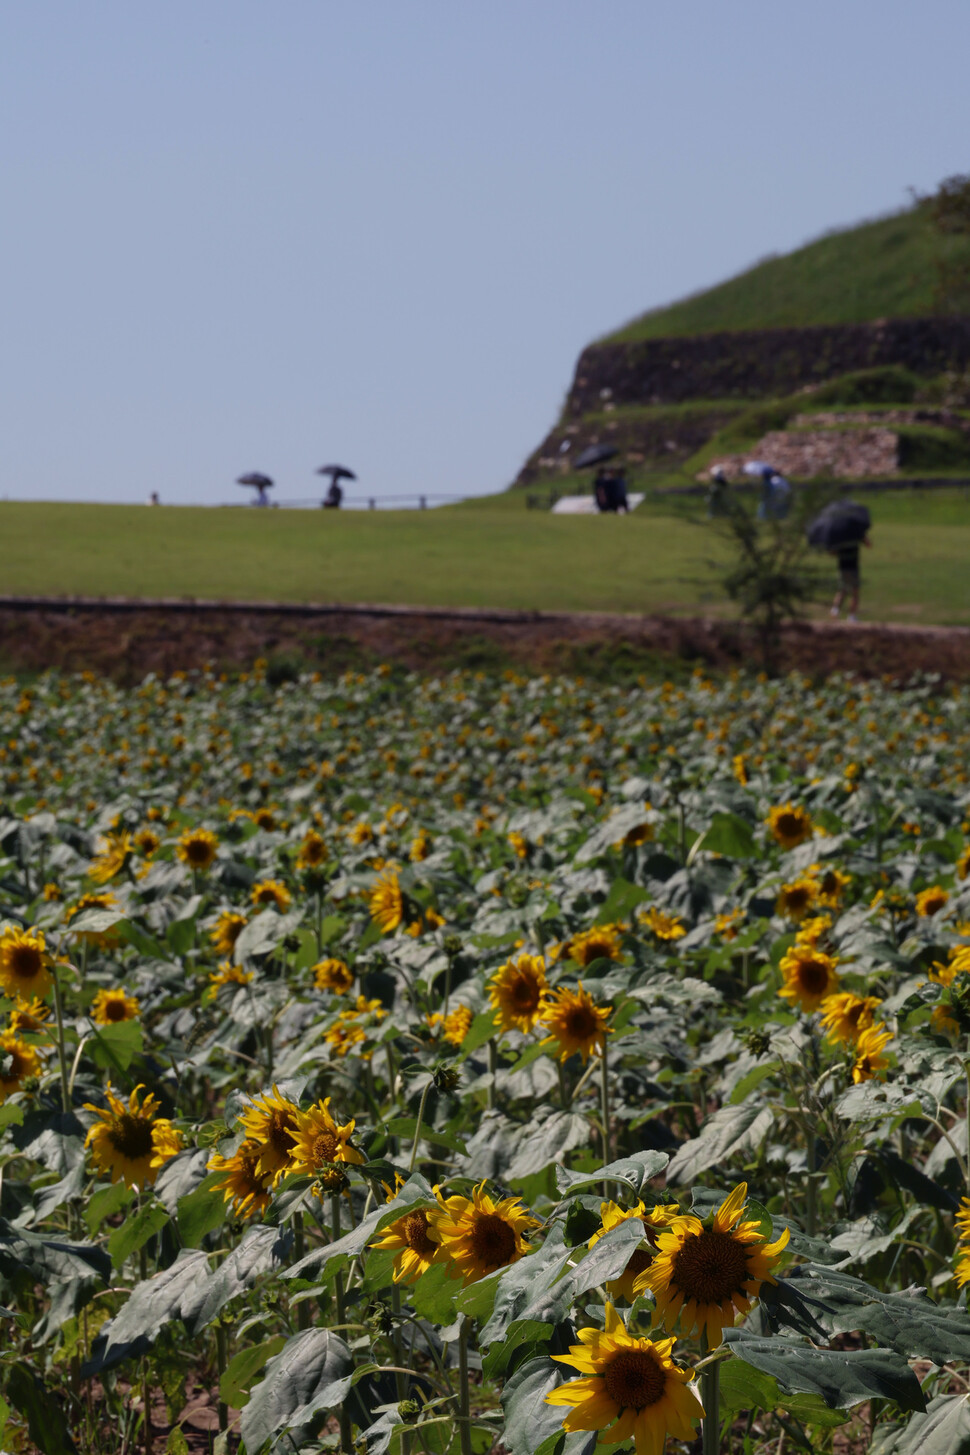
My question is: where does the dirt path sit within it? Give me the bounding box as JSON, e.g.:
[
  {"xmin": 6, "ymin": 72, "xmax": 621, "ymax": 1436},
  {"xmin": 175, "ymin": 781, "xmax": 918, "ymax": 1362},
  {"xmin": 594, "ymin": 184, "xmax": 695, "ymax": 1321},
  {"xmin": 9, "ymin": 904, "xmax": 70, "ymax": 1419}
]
[{"xmin": 0, "ymin": 595, "xmax": 967, "ymax": 682}]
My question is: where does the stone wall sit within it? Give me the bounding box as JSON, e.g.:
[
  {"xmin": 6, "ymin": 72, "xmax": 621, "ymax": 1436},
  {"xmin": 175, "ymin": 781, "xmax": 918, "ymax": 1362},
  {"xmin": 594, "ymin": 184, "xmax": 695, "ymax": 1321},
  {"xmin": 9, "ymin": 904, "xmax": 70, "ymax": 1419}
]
[{"xmin": 565, "ymin": 317, "xmax": 970, "ymax": 415}]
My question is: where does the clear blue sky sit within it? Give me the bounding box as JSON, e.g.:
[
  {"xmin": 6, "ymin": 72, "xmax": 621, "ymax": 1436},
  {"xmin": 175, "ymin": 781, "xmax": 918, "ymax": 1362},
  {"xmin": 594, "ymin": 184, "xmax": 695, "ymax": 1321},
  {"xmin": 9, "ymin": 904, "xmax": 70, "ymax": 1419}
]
[{"xmin": 2, "ymin": 1, "xmax": 968, "ymax": 507}]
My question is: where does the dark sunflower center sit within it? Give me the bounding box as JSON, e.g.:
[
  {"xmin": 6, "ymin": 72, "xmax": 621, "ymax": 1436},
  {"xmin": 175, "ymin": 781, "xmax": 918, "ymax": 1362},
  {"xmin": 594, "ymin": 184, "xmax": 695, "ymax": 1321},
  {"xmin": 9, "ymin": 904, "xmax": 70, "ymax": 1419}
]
[
  {"xmin": 778, "ymin": 815, "xmax": 801, "ymax": 837},
  {"xmin": 786, "ymin": 888, "xmax": 811, "ymax": 911},
  {"xmin": 671, "ymin": 1228, "xmax": 750, "ymax": 1303},
  {"xmin": 797, "ymin": 959, "xmax": 830, "ymax": 995},
  {"xmin": 104, "ymin": 999, "xmax": 128, "ymax": 1022},
  {"xmin": 186, "ymin": 841, "xmax": 210, "ymax": 864},
  {"xmin": 470, "ymin": 1212, "xmax": 517, "ymax": 1268},
  {"xmin": 2, "ymin": 1047, "xmax": 27, "ymax": 1081},
  {"xmin": 403, "ymin": 1211, "xmax": 436, "ymax": 1256},
  {"xmin": 107, "ymin": 1113, "xmax": 155, "ymax": 1160},
  {"xmin": 9, "ymin": 946, "xmax": 43, "ymax": 981},
  {"xmin": 268, "ymin": 1112, "xmax": 298, "ymax": 1155},
  {"xmin": 582, "ymin": 940, "xmax": 610, "ymax": 962},
  {"xmin": 312, "ymin": 1129, "xmax": 339, "ymax": 1164},
  {"xmin": 564, "ymin": 1006, "xmax": 598, "ymax": 1039},
  {"xmin": 511, "ymin": 975, "xmax": 540, "ymax": 1010},
  {"xmin": 603, "ymin": 1348, "xmax": 665, "ymax": 1410}
]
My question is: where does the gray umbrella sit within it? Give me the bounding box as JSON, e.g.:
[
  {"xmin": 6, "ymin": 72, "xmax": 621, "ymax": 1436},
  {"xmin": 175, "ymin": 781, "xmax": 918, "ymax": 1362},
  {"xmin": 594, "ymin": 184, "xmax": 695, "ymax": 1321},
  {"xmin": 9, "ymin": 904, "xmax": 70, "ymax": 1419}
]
[
  {"xmin": 236, "ymin": 472, "xmax": 274, "ymax": 489},
  {"xmin": 574, "ymin": 443, "xmax": 618, "ymax": 470},
  {"xmin": 808, "ymin": 502, "xmax": 871, "ymax": 549},
  {"xmin": 316, "ymin": 464, "xmax": 357, "ymax": 482}
]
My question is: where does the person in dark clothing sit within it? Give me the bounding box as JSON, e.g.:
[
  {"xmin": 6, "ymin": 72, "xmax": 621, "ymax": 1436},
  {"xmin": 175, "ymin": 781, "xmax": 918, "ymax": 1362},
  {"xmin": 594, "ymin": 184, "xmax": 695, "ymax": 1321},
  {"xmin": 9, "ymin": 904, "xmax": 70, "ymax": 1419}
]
[
  {"xmin": 831, "ymin": 533, "xmax": 872, "ymax": 621},
  {"xmin": 594, "ymin": 468, "xmax": 612, "ymax": 512},
  {"xmin": 323, "ymin": 480, "xmax": 343, "ymax": 509},
  {"xmin": 609, "ymin": 470, "xmax": 629, "ymax": 513}
]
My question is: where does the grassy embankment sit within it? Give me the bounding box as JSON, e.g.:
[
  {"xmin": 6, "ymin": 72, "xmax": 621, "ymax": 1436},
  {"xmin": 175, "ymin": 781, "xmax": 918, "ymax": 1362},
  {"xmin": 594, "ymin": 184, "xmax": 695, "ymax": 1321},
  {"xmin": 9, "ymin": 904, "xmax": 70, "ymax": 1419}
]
[{"xmin": 2, "ymin": 495, "xmax": 970, "ymax": 624}]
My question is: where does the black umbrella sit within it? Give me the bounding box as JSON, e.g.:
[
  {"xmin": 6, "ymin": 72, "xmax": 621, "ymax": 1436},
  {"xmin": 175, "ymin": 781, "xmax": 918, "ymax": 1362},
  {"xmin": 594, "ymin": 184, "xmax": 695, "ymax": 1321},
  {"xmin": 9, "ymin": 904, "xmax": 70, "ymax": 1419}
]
[
  {"xmin": 236, "ymin": 472, "xmax": 274, "ymax": 489},
  {"xmin": 807, "ymin": 502, "xmax": 871, "ymax": 549},
  {"xmin": 574, "ymin": 443, "xmax": 618, "ymax": 470},
  {"xmin": 316, "ymin": 464, "xmax": 357, "ymax": 482}
]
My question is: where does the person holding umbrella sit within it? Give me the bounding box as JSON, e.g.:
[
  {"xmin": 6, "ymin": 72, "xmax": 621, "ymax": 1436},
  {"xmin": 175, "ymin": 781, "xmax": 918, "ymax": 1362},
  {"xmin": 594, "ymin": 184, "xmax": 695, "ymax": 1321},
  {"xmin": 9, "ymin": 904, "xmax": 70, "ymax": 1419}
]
[{"xmin": 806, "ymin": 501, "xmax": 872, "ymax": 622}]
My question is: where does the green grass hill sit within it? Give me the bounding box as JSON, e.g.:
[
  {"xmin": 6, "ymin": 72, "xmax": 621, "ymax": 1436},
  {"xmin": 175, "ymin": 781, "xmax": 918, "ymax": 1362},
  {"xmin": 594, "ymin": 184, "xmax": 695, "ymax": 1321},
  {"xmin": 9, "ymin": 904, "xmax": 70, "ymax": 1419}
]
[{"xmin": 607, "ymin": 203, "xmax": 970, "ymax": 343}]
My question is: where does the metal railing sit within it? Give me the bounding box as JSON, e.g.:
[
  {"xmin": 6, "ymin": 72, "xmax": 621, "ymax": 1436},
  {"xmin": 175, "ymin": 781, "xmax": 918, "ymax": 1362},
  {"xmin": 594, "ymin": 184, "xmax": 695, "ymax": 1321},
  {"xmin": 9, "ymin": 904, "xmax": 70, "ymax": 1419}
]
[{"xmin": 220, "ymin": 493, "xmax": 471, "ymax": 511}]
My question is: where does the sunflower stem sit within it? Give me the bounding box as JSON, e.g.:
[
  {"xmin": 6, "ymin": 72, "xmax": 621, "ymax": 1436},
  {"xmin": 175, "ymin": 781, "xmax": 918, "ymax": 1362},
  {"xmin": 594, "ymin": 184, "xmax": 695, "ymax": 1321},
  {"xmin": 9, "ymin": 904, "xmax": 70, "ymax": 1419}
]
[
  {"xmin": 332, "ymin": 1193, "xmax": 353, "ymax": 1451},
  {"xmin": 701, "ymin": 1347, "xmax": 721, "ymax": 1455},
  {"xmin": 408, "ymin": 1080, "xmax": 432, "ymax": 1173},
  {"xmin": 456, "ymin": 1317, "xmax": 473, "ymax": 1455},
  {"xmin": 599, "ymin": 1044, "xmax": 611, "ymax": 1173},
  {"xmin": 806, "ymin": 1128, "xmax": 818, "ymax": 1237},
  {"xmin": 140, "ymin": 1246, "xmax": 152, "ymax": 1455},
  {"xmin": 215, "ymin": 1318, "xmax": 229, "ymax": 1435},
  {"xmin": 50, "ymin": 958, "xmax": 72, "ymax": 1115},
  {"xmin": 293, "ymin": 1212, "xmax": 310, "ymax": 1331},
  {"xmin": 487, "ymin": 1039, "xmax": 497, "ymax": 1111}
]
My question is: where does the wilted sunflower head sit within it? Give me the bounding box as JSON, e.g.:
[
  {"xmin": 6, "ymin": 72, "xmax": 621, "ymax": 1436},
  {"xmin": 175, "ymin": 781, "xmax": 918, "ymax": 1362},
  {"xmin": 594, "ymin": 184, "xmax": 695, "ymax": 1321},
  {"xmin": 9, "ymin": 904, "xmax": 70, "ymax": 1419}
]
[
  {"xmin": 0, "ymin": 927, "xmax": 51, "ymax": 1001},
  {"xmin": 0, "ymin": 1030, "xmax": 43, "ymax": 1102},
  {"xmin": 296, "ymin": 829, "xmax": 328, "ymax": 870},
  {"xmin": 767, "ymin": 804, "xmax": 813, "ymax": 851},
  {"xmin": 546, "ymin": 1303, "xmax": 702, "ymax": 1453},
  {"xmin": 539, "ymin": 983, "xmax": 612, "ymax": 1064},
  {"xmin": 488, "ymin": 952, "xmax": 548, "ymax": 1034},
  {"xmin": 91, "ymin": 987, "xmax": 140, "ymax": 1025},
  {"xmin": 429, "ymin": 1181, "xmax": 540, "ymax": 1285},
  {"xmin": 638, "ymin": 907, "xmax": 686, "ymax": 942},
  {"xmin": 639, "ymin": 1182, "xmax": 790, "ymax": 1348},
  {"xmin": 84, "ymin": 1084, "xmax": 181, "ymax": 1190},
  {"xmin": 176, "ymin": 828, "xmax": 219, "ymax": 871},
  {"xmin": 778, "ymin": 945, "xmax": 840, "ymax": 1013},
  {"xmin": 7, "ymin": 996, "xmax": 51, "ymax": 1034}
]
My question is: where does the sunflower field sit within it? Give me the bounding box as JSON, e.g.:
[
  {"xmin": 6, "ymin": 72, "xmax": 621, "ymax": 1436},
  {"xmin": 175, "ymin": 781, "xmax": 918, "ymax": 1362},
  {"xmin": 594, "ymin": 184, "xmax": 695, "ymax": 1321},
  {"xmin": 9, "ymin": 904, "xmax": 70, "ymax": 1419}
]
[{"xmin": 6, "ymin": 662, "xmax": 970, "ymax": 1454}]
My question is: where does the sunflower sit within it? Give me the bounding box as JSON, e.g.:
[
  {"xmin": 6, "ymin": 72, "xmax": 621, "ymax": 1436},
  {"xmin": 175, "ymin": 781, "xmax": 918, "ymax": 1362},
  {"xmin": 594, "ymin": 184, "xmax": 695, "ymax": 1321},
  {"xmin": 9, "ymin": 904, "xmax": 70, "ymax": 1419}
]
[
  {"xmin": 429, "ymin": 1181, "xmax": 539, "ymax": 1285},
  {"xmin": 325, "ymin": 1021, "xmax": 368, "ymax": 1057},
  {"xmin": 207, "ymin": 963, "xmax": 253, "ymax": 993},
  {"xmin": 371, "ymin": 1203, "xmax": 440, "ymax": 1283},
  {"xmin": 590, "ymin": 1201, "xmax": 679, "ymax": 1302},
  {"xmin": 371, "ymin": 870, "xmax": 404, "ymax": 934},
  {"xmin": 133, "ymin": 827, "xmax": 161, "ymax": 858},
  {"xmin": 778, "ymin": 945, "xmax": 840, "ymax": 1013},
  {"xmin": 0, "ymin": 927, "xmax": 51, "ymax": 1000},
  {"xmin": 956, "ymin": 1195, "xmax": 970, "ymax": 1242},
  {"xmin": 508, "ymin": 831, "xmax": 528, "ymax": 860},
  {"xmin": 488, "ymin": 952, "xmax": 548, "ymax": 1034},
  {"xmin": 314, "ymin": 958, "xmax": 355, "ymax": 994},
  {"xmin": 916, "ymin": 886, "xmax": 949, "ymax": 918},
  {"xmin": 540, "ymin": 984, "xmax": 612, "ymax": 1064},
  {"xmin": 795, "ymin": 913, "xmax": 832, "ymax": 947},
  {"xmin": 348, "ymin": 821, "xmax": 375, "ymax": 847},
  {"xmin": 714, "ymin": 910, "xmax": 743, "ymax": 941},
  {"xmin": 238, "ymin": 1087, "xmax": 302, "ymax": 1183},
  {"xmin": 767, "ymin": 804, "xmax": 814, "ymax": 850},
  {"xmin": 958, "ymin": 847, "xmax": 970, "ymax": 882},
  {"xmin": 42, "ymin": 882, "xmax": 62, "ymax": 902},
  {"xmin": 732, "ymin": 754, "xmax": 749, "ymax": 786},
  {"xmin": 427, "ymin": 1005, "xmax": 473, "ymax": 1046},
  {"xmin": 91, "ymin": 988, "xmax": 140, "ymax": 1024},
  {"xmin": 210, "ymin": 910, "xmax": 247, "ymax": 959},
  {"xmin": 546, "ymin": 1302, "xmax": 702, "ymax": 1455},
  {"xmin": 852, "ymin": 1024, "xmax": 893, "ymax": 1083},
  {"xmin": 208, "ymin": 1139, "xmax": 273, "ymax": 1219},
  {"xmin": 288, "ymin": 1098, "xmax": 366, "ymax": 1188},
  {"xmin": 0, "ymin": 1030, "xmax": 42, "ymax": 1102},
  {"xmin": 813, "ymin": 865, "xmax": 850, "ymax": 909},
  {"xmin": 566, "ymin": 924, "xmax": 625, "ymax": 965},
  {"xmin": 176, "ymin": 828, "xmax": 219, "ymax": 871},
  {"xmin": 409, "ymin": 830, "xmax": 432, "ymax": 862},
  {"xmin": 84, "ymin": 1084, "xmax": 182, "ymax": 1189},
  {"xmin": 296, "ymin": 829, "xmax": 328, "ymax": 870},
  {"xmin": 639, "ymin": 1183, "xmax": 789, "ymax": 1348},
  {"xmin": 776, "ymin": 875, "xmax": 819, "ymax": 922},
  {"xmin": 819, "ymin": 992, "xmax": 882, "ymax": 1045},
  {"xmin": 638, "ymin": 907, "xmax": 686, "ymax": 942},
  {"xmin": 7, "ymin": 996, "xmax": 51, "ymax": 1034},
  {"xmin": 89, "ymin": 831, "xmax": 134, "ymax": 884},
  {"xmin": 252, "ymin": 807, "xmax": 280, "ymax": 832},
  {"xmin": 621, "ymin": 822, "xmax": 655, "ymax": 849},
  {"xmin": 250, "ymin": 880, "xmax": 292, "ymax": 913},
  {"xmin": 954, "ymin": 1248, "xmax": 970, "ymax": 1289}
]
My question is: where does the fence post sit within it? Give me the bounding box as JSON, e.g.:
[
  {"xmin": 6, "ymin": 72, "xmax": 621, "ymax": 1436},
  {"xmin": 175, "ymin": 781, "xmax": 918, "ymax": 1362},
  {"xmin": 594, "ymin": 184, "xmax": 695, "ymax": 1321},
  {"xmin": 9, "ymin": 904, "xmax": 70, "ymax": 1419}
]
[
  {"xmin": 369, "ymin": 498, "xmax": 376, "ymax": 511},
  {"xmin": 419, "ymin": 495, "xmax": 426, "ymax": 510}
]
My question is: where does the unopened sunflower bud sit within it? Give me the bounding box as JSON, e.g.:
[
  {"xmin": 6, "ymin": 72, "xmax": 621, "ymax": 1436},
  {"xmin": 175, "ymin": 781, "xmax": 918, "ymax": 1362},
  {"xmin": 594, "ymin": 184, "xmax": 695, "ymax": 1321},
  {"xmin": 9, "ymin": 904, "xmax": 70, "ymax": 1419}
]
[
  {"xmin": 367, "ymin": 1300, "xmax": 395, "ymax": 1335},
  {"xmin": 433, "ymin": 1063, "xmax": 461, "ymax": 1093},
  {"xmin": 741, "ymin": 1028, "xmax": 772, "ymax": 1057},
  {"xmin": 397, "ymin": 1400, "xmax": 421, "ymax": 1424},
  {"xmin": 283, "ymin": 932, "xmax": 301, "ymax": 953},
  {"xmin": 314, "ymin": 1163, "xmax": 350, "ymax": 1194},
  {"xmin": 442, "ymin": 933, "xmax": 463, "ymax": 960}
]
